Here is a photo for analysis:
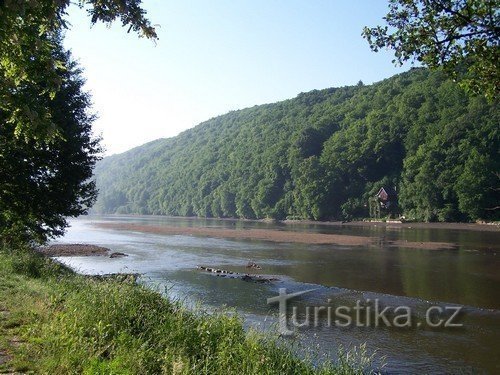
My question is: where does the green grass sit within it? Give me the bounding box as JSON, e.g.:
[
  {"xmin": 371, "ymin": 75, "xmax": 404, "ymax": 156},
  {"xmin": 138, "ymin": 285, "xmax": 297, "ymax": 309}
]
[{"xmin": 0, "ymin": 247, "xmax": 375, "ymax": 374}]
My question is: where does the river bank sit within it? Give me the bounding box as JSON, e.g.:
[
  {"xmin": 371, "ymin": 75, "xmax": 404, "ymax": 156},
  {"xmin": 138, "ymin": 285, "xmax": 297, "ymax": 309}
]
[
  {"xmin": 280, "ymin": 217, "xmax": 499, "ymax": 232},
  {"xmin": 0, "ymin": 247, "xmax": 371, "ymax": 374},
  {"xmin": 92, "ymin": 214, "xmax": 500, "ymax": 232},
  {"xmin": 311, "ymin": 220, "xmax": 500, "ymax": 232},
  {"xmin": 37, "ymin": 243, "xmax": 111, "ymax": 256}
]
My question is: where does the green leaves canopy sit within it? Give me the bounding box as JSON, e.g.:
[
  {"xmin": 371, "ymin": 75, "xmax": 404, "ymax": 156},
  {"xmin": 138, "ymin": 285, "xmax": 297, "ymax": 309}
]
[
  {"xmin": 0, "ymin": 1, "xmax": 155, "ymax": 244},
  {"xmin": 363, "ymin": 0, "xmax": 499, "ymax": 100},
  {"xmin": 93, "ymin": 69, "xmax": 499, "ymax": 222},
  {"xmin": 0, "ymin": 0, "xmax": 157, "ymax": 142},
  {"xmin": 0, "ymin": 40, "xmax": 102, "ymax": 244}
]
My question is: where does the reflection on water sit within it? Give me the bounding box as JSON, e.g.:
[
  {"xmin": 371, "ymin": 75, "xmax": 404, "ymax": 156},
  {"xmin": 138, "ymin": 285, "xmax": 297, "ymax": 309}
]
[{"xmin": 55, "ymin": 215, "xmax": 500, "ymax": 374}]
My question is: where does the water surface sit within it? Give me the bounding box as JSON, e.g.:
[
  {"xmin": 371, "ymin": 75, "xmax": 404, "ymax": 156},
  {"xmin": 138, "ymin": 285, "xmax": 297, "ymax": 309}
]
[{"xmin": 54, "ymin": 216, "xmax": 500, "ymax": 374}]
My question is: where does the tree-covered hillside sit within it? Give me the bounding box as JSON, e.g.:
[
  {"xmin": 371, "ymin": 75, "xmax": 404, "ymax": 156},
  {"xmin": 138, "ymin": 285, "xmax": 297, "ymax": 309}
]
[{"xmin": 93, "ymin": 68, "xmax": 499, "ymax": 222}]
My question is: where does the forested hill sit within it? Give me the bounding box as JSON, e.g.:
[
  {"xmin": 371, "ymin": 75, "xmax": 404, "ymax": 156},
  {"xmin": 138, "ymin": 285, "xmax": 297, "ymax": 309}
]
[{"xmin": 93, "ymin": 68, "xmax": 499, "ymax": 222}]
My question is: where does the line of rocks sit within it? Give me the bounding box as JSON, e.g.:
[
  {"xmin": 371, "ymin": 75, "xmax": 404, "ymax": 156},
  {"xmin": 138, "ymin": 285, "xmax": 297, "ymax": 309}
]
[{"xmin": 196, "ymin": 265, "xmax": 279, "ymax": 283}]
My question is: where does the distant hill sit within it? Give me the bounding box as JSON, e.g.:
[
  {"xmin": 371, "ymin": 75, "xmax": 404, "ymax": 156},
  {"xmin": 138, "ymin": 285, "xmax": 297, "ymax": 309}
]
[{"xmin": 93, "ymin": 68, "xmax": 499, "ymax": 222}]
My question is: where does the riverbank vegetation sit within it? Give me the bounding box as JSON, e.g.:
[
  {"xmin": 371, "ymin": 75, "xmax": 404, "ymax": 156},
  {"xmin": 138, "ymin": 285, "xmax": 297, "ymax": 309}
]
[
  {"xmin": 0, "ymin": 247, "xmax": 373, "ymax": 374},
  {"xmin": 94, "ymin": 68, "xmax": 499, "ymax": 223}
]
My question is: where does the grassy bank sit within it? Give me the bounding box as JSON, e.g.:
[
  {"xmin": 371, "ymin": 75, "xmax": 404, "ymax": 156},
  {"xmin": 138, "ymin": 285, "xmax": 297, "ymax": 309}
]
[{"xmin": 0, "ymin": 248, "xmax": 371, "ymax": 374}]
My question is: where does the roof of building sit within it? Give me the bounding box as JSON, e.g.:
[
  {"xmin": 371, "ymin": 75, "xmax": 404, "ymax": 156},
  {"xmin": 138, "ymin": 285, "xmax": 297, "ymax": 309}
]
[{"xmin": 376, "ymin": 186, "xmax": 397, "ymax": 198}]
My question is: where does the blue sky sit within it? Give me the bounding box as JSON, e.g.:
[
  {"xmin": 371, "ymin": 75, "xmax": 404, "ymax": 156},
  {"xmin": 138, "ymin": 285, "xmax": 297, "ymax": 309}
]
[{"xmin": 64, "ymin": 0, "xmax": 407, "ymax": 155}]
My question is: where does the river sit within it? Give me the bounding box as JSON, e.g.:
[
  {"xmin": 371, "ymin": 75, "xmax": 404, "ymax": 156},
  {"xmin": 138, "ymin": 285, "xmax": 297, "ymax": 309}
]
[{"xmin": 53, "ymin": 215, "xmax": 500, "ymax": 374}]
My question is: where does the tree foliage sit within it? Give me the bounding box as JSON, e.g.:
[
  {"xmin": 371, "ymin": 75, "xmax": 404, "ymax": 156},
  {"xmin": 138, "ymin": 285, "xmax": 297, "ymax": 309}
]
[
  {"xmin": 0, "ymin": 39, "xmax": 102, "ymax": 244},
  {"xmin": 0, "ymin": 1, "xmax": 155, "ymax": 244},
  {"xmin": 362, "ymin": 0, "xmax": 500, "ymax": 100},
  {"xmin": 0, "ymin": 0, "xmax": 157, "ymax": 142},
  {"xmin": 93, "ymin": 68, "xmax": 499, "ymax": 222}
]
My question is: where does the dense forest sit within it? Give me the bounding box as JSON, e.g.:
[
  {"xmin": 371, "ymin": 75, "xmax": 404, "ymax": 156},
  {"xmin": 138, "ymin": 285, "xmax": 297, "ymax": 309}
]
[{"xmin": 93, "ymin": 68, "xmax": 499, "ymax": 222}]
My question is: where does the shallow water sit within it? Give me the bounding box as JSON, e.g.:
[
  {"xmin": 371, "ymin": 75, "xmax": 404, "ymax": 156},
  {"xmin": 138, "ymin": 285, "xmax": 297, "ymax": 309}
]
[{"xmin": 54, "ymin": 216, "xmax": 500, "ymax": 374}]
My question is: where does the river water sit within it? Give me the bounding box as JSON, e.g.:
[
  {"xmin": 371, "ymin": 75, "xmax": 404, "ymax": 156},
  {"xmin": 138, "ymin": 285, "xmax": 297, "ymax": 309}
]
[{"xmin": 54, "ymin": 215, "xmax": 500, "ymax": 374}]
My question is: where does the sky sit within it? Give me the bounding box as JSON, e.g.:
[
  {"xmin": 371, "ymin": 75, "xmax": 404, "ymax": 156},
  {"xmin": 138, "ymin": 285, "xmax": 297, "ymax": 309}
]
[{"xmin": 64, "ymin": 0, "xmax": 407, "ymax": 156}]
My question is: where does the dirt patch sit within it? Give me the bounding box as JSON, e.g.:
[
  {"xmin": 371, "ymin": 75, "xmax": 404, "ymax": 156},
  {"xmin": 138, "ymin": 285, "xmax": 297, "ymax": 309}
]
[
  {"xmin": 8, "ymin": 337, "xmax": 23, "ymax": 348},
  {"xmin": 95, "ymin": 223, "xmax": 374, "ymax": 246},
  {"xmin": 0, "ymin": 307, "xmax": 11, "ymax": 367},
  {"xmin": 95, "ymin": 222, "xmax": 465, "ymax": 249},
  {"xmin": 37, "ymin": 244, "xmax": 110, "ymax": 257},
  {"xmin": 388, "ymin": 240, "xmax": 457, "ymax": 250},
  {"xmin": 0, "ymin": 349, "xmax": 11, "ymax": 366}
]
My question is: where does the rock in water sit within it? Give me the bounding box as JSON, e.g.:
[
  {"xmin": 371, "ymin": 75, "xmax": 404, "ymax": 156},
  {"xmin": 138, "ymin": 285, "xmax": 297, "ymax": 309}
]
[{"xmin": 109, "ymin": 252, "xmax": 128, "ymax": 258}]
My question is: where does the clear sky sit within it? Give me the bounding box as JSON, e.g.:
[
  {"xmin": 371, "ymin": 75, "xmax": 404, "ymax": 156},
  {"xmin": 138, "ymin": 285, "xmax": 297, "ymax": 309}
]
[{"xmin": 64, "ymin": 0, "xmax": 406, "ymax": 155}]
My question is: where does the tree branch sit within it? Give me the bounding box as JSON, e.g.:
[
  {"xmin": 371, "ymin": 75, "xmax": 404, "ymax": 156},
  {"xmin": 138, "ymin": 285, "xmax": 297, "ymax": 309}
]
[{"xmin": 484, "ymin": 206, "xmax": 500, "ymax": 211}]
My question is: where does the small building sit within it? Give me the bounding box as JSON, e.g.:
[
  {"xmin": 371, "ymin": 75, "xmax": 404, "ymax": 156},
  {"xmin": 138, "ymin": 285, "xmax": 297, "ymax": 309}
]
[
  {"xmin": 369, "ymin": 186, "xmax": 398, "ymax": 218},
  {"xmin": 376, "ymin": 186, "xmax": 397, "ymax": 209}
]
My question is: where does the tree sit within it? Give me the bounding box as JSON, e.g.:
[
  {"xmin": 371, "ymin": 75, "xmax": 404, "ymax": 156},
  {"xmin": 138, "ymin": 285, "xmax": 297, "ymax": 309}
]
[
  {"xmin": 0, "ymin": 1, "xmax": 156, "ymax": 245},
  {"xmin": 0, "ymin": 0, "xmax": 157, "ymax": 143},
  {"xmin": 363, "ymin": 0, "xmax": 499, "ymax": 100},
  {"xmin": 456, "ymin": 149, "xmax": 500, "ymax": 220},
  {"xmin": 0, "ymin": 38, "xmax": 102, "ymax": 245}
]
